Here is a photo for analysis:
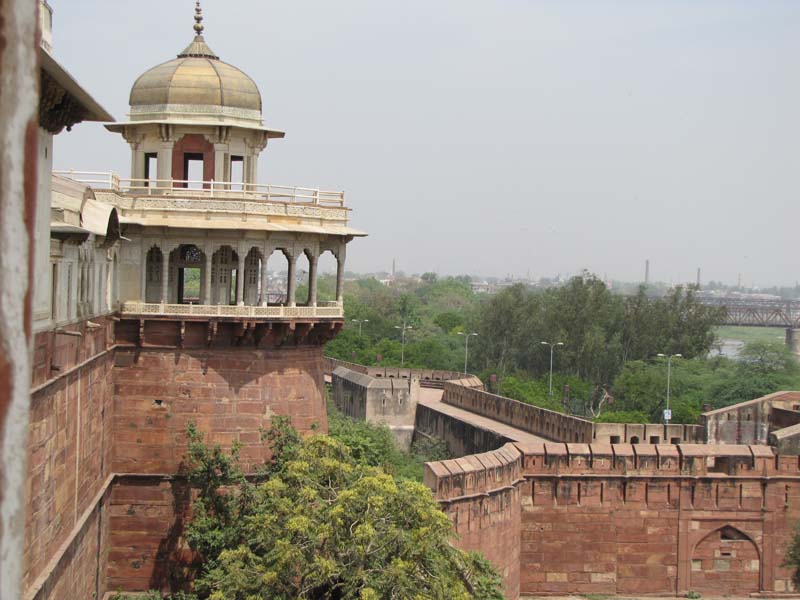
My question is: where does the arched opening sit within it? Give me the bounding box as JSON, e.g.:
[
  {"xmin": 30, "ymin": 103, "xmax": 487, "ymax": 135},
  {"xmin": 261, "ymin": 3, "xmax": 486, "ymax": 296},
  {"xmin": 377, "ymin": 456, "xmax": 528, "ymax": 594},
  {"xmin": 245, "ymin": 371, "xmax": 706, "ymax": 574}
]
[
  {"xmin": 265, "ymin": 249, "xmax": 291, "ymax": 305},
  {"xmin": 170, "ymin": 244, "xmax": 205, "ymax": 304},
  {"xmin": 318, "ymin": 249, "xmax": 338, "ymax": 302},
  {"xmin": 145, "ymin": 246, "xmax": 163, "ymax": 303},
  {"xmin": 211, "ymin": 245, "xmax": 239, "ymax": 305},
  {"xmin": 243, "ymin": 247, "xmax": 263, "ymax": 306},
  {"xmin": 630, "ymin": 436, "xmax": 640, "ymax": 445},
  {"xmin": 691, "ymin": 526, "xmax": 760, "ymax": 595},
  {"xmin": 295, "ymin": 250, "xmax": 310, "ymax": 306}
]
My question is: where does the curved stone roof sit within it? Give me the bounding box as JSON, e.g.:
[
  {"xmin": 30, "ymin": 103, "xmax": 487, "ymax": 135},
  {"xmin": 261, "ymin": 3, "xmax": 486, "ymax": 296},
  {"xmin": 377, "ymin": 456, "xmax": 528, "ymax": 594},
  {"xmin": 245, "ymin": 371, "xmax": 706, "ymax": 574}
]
[{"xmin": 128, "ymin": 5, "xmax": 263, "ymax": 127}]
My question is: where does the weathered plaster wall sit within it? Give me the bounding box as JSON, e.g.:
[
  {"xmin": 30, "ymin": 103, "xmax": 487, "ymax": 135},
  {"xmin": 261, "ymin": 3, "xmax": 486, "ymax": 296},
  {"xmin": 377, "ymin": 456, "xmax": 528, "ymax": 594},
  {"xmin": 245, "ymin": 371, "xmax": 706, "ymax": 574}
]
[
  {"xmin": 113, "ymin": 345, "xmax": 327, "ymax": 474},
  {"xmin": 0, "ymin": 0, "xmax": 39, "ymax": 596},
  {"xmin": 702, "ymin": 391, "xmax": 800, "ymax": 445}
]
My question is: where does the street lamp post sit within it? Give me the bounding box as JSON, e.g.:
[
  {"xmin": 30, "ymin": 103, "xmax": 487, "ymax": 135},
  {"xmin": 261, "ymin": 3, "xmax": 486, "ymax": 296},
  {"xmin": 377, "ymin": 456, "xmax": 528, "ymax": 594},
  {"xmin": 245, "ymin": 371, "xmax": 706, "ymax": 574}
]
[
  {"xmin": 457, "ymin": 332, "xmax": 478, "ymax": 374},
  {"xmin": 351, "ymin": 318, "xmax": 369, "ymax": 337},
  {"xmin": 540, "ymin": 341, "xmax": 564, "ymax": 397},
  {"xmin": 394, "ymin": 320, "xmax": 413, "ymax": 366},
  {"xmin": 656, "ymin": 353, "xmax": 682, "ymax": 424}
]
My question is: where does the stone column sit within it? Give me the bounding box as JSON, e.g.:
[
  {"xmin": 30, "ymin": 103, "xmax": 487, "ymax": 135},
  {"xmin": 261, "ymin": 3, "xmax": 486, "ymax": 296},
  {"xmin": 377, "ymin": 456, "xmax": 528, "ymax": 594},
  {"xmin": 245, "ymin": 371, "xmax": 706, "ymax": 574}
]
[
  {"xmin": 308, "ymin": 252, "xmax": 319, "ymax": 307},
  {"xmin": 260, "ymin": 251, "xmax": 270, "ymax": 306},
  {"xmin": 236, "ymin": 250, "xmax": 245, "ymax": 306},
  {"xmin": 787, "ymin": 328, "xmax": 800, "ymax": 359},
  {"xmin": 287, "ymin": 252, "xmax": 298, "ymax": 307},
  {"xmin": 139, "ymin": 243, "xmax": 148, "ymax": 302},
  {"xmin": 160, "ymin": 245, "xmax": 170, "ymax": 304},
  {"xmin": 157, "ymin": 142, "xmax": 173, "ymax": 188},
  {"xmin": 335, "ymin": 249, "xmax": 346, "ymax": 304},
  {"xmin": 203, "ymin": 244, "xmax": 213, "ymax": 305}
]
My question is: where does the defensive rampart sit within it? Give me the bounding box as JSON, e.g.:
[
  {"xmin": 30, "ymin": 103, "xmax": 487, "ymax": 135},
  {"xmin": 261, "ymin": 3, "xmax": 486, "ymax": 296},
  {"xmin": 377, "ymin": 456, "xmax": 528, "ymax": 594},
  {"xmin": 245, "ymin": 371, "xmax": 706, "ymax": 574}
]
[
  {"xmin": 442, "ymin": 381, "xmax": 595, "ymax": 443},
  {"xmin": 25, "ymin": 323, "xmax": 331, "ymax": 598},
  {"xmin": 703, "ymin": 390, "xmax": 800, "ymax": 446},
  {"xmin": 425, "ymin": 441, "xmax": 800, "ymax": 599},
  {"xmin": 324, "ymin": 357, "xmax": 464, "ymax": 388},
  {"xmin": 331, "ymin": 366, "xmax": 419, "ymax": 449},
  {"xmin": 593, "ymin": 422, "xmax": 703, "ymax": 445},
  {"xmin": 424, "ymin": 443, "xmax": 523, "ymax": 600}
]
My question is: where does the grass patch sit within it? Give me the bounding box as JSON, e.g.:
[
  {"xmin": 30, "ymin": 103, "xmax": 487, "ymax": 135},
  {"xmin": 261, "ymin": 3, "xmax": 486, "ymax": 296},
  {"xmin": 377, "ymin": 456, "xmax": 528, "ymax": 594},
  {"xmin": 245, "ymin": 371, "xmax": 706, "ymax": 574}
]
[{"xmin": 716, "ymin": 326, "xmax": 786, "ymax": 346}]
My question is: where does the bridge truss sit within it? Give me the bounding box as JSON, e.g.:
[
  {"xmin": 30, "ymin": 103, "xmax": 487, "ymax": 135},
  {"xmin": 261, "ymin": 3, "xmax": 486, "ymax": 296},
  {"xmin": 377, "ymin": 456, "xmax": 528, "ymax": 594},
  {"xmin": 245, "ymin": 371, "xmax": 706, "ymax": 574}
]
[{"xmin": 700, "ymin": 298, "xmax": 800, "ymax": 328}]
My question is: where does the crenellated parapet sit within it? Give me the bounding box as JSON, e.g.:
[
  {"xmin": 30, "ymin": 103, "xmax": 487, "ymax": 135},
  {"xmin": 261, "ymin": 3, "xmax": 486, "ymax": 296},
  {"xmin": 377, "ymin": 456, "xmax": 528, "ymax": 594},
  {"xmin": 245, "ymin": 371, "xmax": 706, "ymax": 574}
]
[{"xmin": 442, "ymin": 380, "xmax": 595, "ymax": 442}]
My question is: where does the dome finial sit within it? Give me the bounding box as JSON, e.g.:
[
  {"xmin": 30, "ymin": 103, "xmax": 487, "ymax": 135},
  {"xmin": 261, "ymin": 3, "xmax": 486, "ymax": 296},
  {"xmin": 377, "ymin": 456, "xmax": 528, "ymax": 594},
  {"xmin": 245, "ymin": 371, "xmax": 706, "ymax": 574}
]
[{"xmin": 193, "ymin": 1, "xmax": 204, "ymax": 36}]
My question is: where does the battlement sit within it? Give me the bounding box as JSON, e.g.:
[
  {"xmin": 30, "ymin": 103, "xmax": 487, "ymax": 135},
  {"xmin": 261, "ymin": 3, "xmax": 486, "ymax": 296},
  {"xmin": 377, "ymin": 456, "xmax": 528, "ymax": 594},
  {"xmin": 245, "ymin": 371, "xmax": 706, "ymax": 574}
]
[
  {"xmin": 324, "ymin": 357, "xmax": 476, "ymax": 388},
  {"xmin": 423, "ymin": 443, "xmax": 521, "ymax": 501},
  {"xmin": 442, "ymin": 380, "xmax": 594, "ymax": 442}
]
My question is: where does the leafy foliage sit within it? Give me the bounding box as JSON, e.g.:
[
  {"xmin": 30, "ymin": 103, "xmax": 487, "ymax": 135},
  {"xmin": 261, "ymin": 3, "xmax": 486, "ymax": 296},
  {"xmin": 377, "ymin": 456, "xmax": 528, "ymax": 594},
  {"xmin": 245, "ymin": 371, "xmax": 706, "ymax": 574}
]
[
  {"xmin": 782, "ymin": 520, "xmax": 800, "ymax": 586},
  {"xmin": 327, "ymin": 401, "xmax": 449, "ymax": 482},
  {"xmin": 182, "ymin": 420, "xmax": 502, "ymax": 600}
]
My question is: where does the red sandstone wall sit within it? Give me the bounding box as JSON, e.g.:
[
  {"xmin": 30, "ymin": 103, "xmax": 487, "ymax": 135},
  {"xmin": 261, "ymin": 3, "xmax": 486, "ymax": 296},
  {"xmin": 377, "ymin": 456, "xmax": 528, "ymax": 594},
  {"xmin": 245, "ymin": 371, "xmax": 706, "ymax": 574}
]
[
  {"xmin": 113, "ymin": 345, "xmax": 327, "ymax": 474},
  {"xmin": 426, "ymin": 441, "xmax": 800, "ymax": 598},
  {"xmin": 443, "ymin": 381, "xmax": 594, "ymax": 443},
  {"xmin": 425, "ymin": 444, "xmax": 522, "ymax": 599},
  {"xmin": 106, "ymin": 476, "xmax": 192, "ymax": 593},
  {"xmin": 24, "ymin": 318, "xmax": 116, "ymax": 600}
]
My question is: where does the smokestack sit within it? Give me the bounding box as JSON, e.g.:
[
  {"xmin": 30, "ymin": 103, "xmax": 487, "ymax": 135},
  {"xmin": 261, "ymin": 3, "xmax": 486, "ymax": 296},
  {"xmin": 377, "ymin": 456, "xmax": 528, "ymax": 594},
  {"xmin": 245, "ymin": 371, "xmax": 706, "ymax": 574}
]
[
  {"xmin": 645, "ymin": 259, "xmax": 650, "ymax": 285},
  {"xmin": 696, "ymin": 268, "xmax": 701, "ymax": 288}
]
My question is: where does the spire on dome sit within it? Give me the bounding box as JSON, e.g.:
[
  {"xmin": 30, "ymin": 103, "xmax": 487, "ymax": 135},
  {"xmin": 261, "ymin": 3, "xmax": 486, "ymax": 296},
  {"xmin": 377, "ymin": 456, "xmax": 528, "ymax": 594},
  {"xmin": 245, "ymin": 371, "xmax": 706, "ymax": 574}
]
[
  {"xmin": 177, "ymin": 0, "xmax": 219, "ymax": 59},
  {"xmin": 193, "ymin": 1, "xmax": 204, "ymax": 36}
]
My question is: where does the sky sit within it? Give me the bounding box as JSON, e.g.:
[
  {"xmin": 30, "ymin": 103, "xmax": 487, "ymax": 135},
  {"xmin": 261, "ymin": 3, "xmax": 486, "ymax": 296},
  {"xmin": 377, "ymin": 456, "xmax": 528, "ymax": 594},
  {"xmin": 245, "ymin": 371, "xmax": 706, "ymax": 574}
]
[{"xmin": 51, "ymin": 0, "xmax": 800, "ymax": 286}]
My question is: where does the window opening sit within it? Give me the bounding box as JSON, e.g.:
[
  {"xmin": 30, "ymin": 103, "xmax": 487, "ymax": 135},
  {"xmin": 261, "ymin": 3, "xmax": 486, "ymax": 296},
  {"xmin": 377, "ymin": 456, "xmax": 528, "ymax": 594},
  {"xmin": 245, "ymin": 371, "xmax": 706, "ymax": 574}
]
[
  {"xmin": 630, "ymin": 436, "xmax": 640, "ymax": 445},
  {"xmin": 184, "ymin": 153, "xmax": 204, "ymax": 189},
  {"xmin": 610, "ymin": 435, "xmax": 621, "ymax": 444},
  {"xmin": 144, "ymin": 152, "xmax": 158, "ymax": 187},
  {"xmin": 230, "ymin": 155, "xmax": 244, "ymax": 191},
  {"xmin": 650, "ymin": 436, "xmax": 660, "ymax": 445}
]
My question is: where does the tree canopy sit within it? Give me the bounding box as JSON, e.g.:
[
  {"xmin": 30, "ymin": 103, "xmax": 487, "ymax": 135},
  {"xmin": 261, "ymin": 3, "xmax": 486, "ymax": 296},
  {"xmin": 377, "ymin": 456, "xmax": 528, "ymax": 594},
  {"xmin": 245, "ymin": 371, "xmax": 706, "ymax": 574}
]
[{"xmin": 179, "ymin": 419, "xmax": 503, "ymax": 600}]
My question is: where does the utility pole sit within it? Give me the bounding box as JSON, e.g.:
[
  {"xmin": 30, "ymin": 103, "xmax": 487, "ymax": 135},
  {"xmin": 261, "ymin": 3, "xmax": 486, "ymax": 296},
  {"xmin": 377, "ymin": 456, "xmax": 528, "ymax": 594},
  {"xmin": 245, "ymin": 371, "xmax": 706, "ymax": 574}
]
[
  {"xmin": 457, "ymin": 332, "xmax": 478, "ymax": 374},
  {"xmin": 351, "ymin": 318, "xmax": 368, "ymax": 337},
  {"xmin": 394, "ymin": 320, "xmax": 412, "ymax": 366},
  {"xmin": 540, "ymin": 341, "xmax": 564, "ymax": 396},
  {"xmin": 657, "ymin": 353, "xmax": 682, "ymax": 424}
]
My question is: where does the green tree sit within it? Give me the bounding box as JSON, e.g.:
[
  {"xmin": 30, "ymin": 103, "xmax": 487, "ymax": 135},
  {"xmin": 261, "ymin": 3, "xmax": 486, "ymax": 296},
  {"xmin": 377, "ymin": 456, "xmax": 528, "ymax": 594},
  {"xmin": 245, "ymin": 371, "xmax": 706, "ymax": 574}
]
[{"xmin": 183, "ymin": 422, "xmax": 504, "ymax": 600}]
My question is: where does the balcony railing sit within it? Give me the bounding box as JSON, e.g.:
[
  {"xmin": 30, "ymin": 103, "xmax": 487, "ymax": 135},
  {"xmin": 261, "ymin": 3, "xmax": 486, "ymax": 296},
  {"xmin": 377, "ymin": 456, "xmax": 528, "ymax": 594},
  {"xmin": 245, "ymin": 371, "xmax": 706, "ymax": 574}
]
[
  {"xmin": 120, "ymin": 301, "xmax": 343, "ymax": 319},
  {"xmin": 54, "ymin": 171, "xmax": 346, "ymax": 207}
]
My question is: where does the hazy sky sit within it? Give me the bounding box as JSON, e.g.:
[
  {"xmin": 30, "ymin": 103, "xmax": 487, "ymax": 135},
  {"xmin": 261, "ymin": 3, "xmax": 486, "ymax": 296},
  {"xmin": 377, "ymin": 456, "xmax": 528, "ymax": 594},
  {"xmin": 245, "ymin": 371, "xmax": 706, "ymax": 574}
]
[{"xmin": 52, "ymin": 1, "xmax": 799, "ymax": 286}]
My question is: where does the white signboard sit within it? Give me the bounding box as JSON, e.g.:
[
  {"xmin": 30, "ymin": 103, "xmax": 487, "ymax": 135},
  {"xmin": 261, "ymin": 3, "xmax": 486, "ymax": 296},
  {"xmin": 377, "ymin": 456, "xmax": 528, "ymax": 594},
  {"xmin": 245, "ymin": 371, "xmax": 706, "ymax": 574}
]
[{"xmin": 663, "ymin": 409, "xmax": 672, "ymax": 421}]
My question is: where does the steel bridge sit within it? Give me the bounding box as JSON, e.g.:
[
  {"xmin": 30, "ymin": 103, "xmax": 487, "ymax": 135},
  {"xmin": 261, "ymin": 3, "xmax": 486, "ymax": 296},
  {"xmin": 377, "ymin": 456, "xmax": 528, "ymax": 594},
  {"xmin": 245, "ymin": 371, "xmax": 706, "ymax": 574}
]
[{"xmin": 699, "ymin": 297, "xmax": 800, "ymax": 328}]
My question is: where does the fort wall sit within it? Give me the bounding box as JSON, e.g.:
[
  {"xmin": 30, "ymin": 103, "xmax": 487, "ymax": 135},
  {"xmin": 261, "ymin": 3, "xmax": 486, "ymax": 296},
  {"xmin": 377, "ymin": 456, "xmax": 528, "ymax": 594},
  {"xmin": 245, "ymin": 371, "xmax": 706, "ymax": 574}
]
[
  {"xmin": 593, "ymin": 422, "xmax": 703, "ymax": 445},
  {"xmin": 424, "ymin": 444, "xmax": 522, "ymax": 600},
  {"xmin": 442, "ymin": 381, "xmax": 595, "ymax": 443},
  {"xmin": 330, "ymin": 366, "xmax": 418, "ymax": 449},
  {"xmin": 24, "ymin": 316, "xmax": 116, "ymax": 600},
  {"xmin": 702, "ymin": 391, "xmax": 800, "ymax": 445},
  {"xmin": 425, "ymin": 441, "xmax": 800, "ymax": 599},
  {"xmin": 414, "ymin": 403, "xmax": 511, "ymax": 457},
  {"xmin": 113, "ymin": 345, "xmax": 327, "ymax": 474},
  {"xmin": 325, "ymin": 357, "xmax": 464, "ymax": 387}
]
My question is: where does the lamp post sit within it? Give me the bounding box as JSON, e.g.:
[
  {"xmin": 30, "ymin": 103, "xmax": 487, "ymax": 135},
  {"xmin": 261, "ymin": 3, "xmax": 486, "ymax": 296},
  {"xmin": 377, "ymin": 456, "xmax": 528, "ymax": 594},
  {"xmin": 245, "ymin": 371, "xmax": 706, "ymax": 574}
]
[
  {"xmin": 656, "ymin": 353, "xmax": 682, "ymax": 424},
  {"xmin": 540, "ymin": 341, "xmax": 564, "ymax": 397},
  {"xmin": 394, "ymin": 320, "xmax": 413, "ymax": 366},
  {"xmin": 351, "ymin": 318, "xmax": 369, "ymax": 337},
  {"xmin": 457, "ymin": 332, "xmax": 478, "ymax": 374}
]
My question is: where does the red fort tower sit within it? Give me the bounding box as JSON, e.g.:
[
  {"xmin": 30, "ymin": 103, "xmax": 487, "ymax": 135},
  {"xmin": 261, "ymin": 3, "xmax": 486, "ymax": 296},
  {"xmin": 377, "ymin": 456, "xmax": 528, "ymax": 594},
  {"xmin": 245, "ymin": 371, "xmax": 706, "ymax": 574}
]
[{"xmin": 25, "ymin": 3, "xmax": 363, "ymax": 597}]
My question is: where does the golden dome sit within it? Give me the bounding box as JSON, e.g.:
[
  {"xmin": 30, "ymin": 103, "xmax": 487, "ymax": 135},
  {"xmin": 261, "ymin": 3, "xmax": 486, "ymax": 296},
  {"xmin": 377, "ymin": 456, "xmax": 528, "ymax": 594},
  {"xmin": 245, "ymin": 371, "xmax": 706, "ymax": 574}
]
[{"xmin": 128, "ymin": 5, "xmax": 262, "ymax": 127}]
